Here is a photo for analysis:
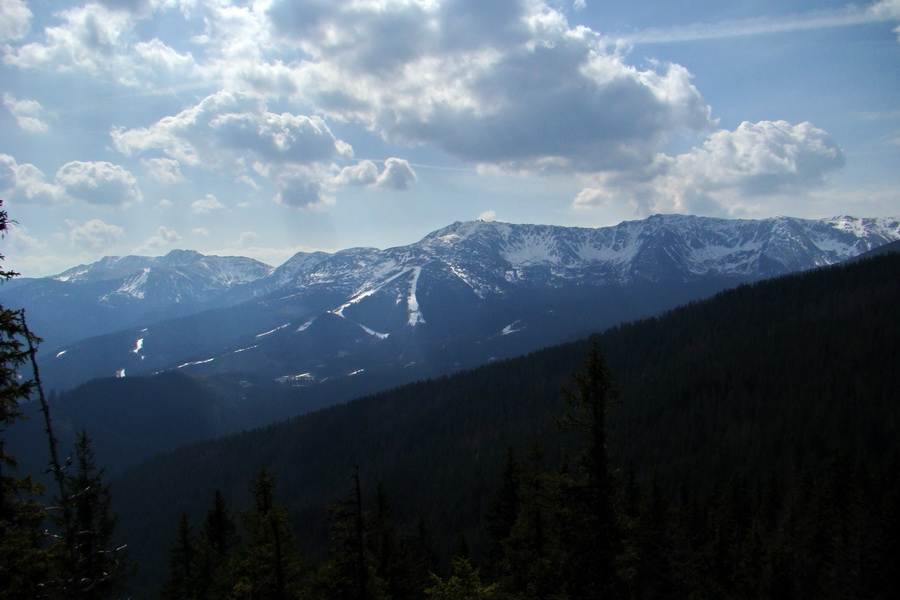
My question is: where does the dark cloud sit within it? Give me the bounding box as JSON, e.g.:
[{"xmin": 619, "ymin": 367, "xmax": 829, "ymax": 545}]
[
  {"xmin": 438, "ymin": 0, "xmax": 531, "ymax": 50},
  {"xmin": 271, "ymin": 165, "xmax": 330, "ymax": 209},
  {"xmin": 271, "ymin": 1, "xmax": 712, "ymax": 174},
  {"xmin": 95, "ymin": 0, "xmax": 153, "ymax": 13},
  {"xmin": 381, "ymin": 46, "xmax": 710, "ymax": 172}
]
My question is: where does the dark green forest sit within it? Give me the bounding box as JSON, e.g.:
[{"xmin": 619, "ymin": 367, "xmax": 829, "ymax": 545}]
[
  {"xmin": 3, "ymin": 199, "xmax": 900, "ymax": 598},
  {"xmin": 109, "ymin": 248, "xmax": 900, "ymax": 598}
]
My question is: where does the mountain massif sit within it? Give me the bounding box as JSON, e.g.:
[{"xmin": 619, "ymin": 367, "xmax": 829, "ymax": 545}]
[{"xmin": 5, "ymin": 214, "xmax": 898, "ymax": 398}]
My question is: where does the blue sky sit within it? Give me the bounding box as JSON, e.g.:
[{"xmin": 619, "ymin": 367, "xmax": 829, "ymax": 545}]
[{"xmin": 1, "ymin": 0, "xmax": 898, "ymax": 276}]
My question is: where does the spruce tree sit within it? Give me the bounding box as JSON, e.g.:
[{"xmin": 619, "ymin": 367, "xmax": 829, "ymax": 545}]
[
  {"xmin": 369, "ymin": 484, "xmax": 414, "ymax": 600},
  {"xmin": 228, "ymin": 468, "xmax": 309, "ymax": 599},
  {"xmin": 161, "ymin": 513, "xmax": 196, "ymax": 600},
  {"xmin": 193, "ymin": 489, "xmax": 239, "ymax": 600},
  {"xmin": 54, "ymin": 431, "xmax": 131, "ymax": 600},
  {"xmin": 484, "ymin": 447, "xmax": 520, "ymax": 579},
  {"xmin": 555, "ymin": 344, "xmax": 623, "ymax": 598},
  {"xmin": 320, "ymin": 466, "xmax": 383, "ymax": 600}
]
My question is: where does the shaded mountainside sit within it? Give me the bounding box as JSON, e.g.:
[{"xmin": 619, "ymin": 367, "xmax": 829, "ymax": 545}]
[
  {"xmin": 26, "ymin": 214, "xmax": 900, "ymax": 393},
  {"xmin": 110, "ymin": 249, "xmax": 900, "ymax": 597}
]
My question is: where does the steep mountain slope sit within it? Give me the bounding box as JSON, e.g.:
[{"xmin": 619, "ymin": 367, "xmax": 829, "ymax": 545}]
[
  {"xmin": 0, "ymin": 250, "xmax": 272, "ymax": 349},
  {"xmin": 109, "ymin": 247, "xmax": 900, "ymax": 597},
  {"xmin": 35, "ymin": 214, "xmax": 900, "ymax": 392}
]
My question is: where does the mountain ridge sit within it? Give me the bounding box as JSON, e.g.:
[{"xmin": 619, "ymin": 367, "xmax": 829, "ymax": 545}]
[{"xmin": 5, "ymin": 214, "xmax": 899, "ymax": 393}]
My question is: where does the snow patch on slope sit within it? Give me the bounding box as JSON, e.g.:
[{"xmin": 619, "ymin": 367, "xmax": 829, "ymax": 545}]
[
  {"xmin": 502, "ymin": 232, "xmax": 560, "ymax": 266},
  {"xmin": 177, "ymin": 357, "xmax": 215, "ymax": 369},
  {"xmin": 115, "ymin": 268, "xmax": 150, "ymax": 299},
  {"xmin": 358, "ymin": 323, "xmax": 389, "ymax": 339},
  {"xmin": 256, "ymin": 323, "xmax": 290, "ymax": 338},
  {"xmin": 407, "ymin": 266, "xmax": 425, "ymax": 326}
]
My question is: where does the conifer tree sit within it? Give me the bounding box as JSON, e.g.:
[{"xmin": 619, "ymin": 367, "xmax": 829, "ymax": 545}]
[
  {"xmin": 409, "ymin": 514, "xmax": 440, "ymax": 597},
  {"xmin": 424, "ymin": 557, "xmax": 498, "ymax": 600},
  {"xmin": 484, "ymin": 447, "xmax": 520, "ymax": 579},
  {"xmin": 227, "ymin": 468, "xmax": 310, "ymax": 599},
  {"xmin": 193, "ymin": 489, "xmax": 239, "ymax": 600},
  {"xmin": 497, "ymin": 444, "xmax": 567, "ymax": 600},
  {"xmin": 320, "ymin": 466, "xmax": 384, "ymax": 600},
  {"xmin": 53, "ymin": 431, "xmax": 131, "ymax": 600},
  {"xmin": 369, "ymin": 484, "xmax": 414, "ymax": 600},
  {"xmin": 161, "ymin": 513, "xmax": 196, "ymax": 600},
  {"xmin": 555, "ymin": 344, "xmax": 623, "ymax": 598},
  {"xmin": 490, "ymin": 345, "xmax": 626, "ymax": 599}
]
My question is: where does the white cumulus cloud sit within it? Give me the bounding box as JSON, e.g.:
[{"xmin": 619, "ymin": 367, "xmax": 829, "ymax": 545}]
[
  {"xmin": 191, "ymin": 193, "xmax": 225, "ymax": 215},
  {"xmin": 332, "ymin": 158, "xmax": 418, "ymax": 191},
  {"xmin": 142, "ymin": 157, "xmax": 184, "ymax": 184},
  {"xmin": 375, "ymin": 158, "xmax": 418, "ymax": 190},
  {"xmin": 7, "ymin": 4, "xmax": 135, "ymax": 74},
  {"xmin": 4, "ymin": 2, "xmax": 196, "ymax": 85},
  {"xmin": 333, "ymin": 160, "xmax": 380, "ymax": 188},
  {"xmin": 0, "ymin": 154, "xmax": 67, "ymax": 205},
  {"xmin": 66, "ymin": 219, "xmax": 126, "ymax": 252},
  {"xmin": 0, "ymin": 0, "xmax": 31, "ymax": 42},
  {"xmin": 136, "ymin": 226, "xmax": 181, "ymax": 253},
  {"xmin": 575, "ymin": 120, "xmax": 846, "ymax": 216},
  {"xmin": 55, "ymin": 161, "xmax": 142, "ymax": 206},
  {"xmin": 2, "ymin": 93, "xmax": 50, "ymax": 133},
  {"xmin": 112, "ymin": 91, "xmax": 355, "ymax": 206}
]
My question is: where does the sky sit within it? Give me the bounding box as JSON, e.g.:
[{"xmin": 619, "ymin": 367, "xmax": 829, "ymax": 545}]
[{"xmin": 1, "ymin": 0, "xmax": 898, "ymax": 276}]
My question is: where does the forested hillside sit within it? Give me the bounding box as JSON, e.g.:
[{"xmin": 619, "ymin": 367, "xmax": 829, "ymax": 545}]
[{"xmin": 109, "ymin": 249, "xmax": 900, "ymax": 598}]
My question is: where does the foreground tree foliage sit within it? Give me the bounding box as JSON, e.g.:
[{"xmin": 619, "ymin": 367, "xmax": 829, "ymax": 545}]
[
  {"xmin": 49, "ymin": 431, "xmax": 132, "ymax": 599},
  {"xmin": 1, "ymin": 203, "xmax": 130, "ymax": 599}
]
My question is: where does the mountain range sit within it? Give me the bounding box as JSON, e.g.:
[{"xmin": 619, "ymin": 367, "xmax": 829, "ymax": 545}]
[
  {"xmin": 3, "ymin": 214, "xmax": 898, "ymax": 398},
  {"xmin": 105, "ymin": 237, "xmax": 900, "ymax": 597}
]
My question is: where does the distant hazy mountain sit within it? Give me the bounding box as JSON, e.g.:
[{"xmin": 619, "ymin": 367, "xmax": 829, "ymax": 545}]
[
  {"xmin": 11, "ymin": 214, "xmax": 900, "ymax": 393},
  {"xmin": 0, "ymin": 249, "xmax": 273, "ymax": 349}
]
